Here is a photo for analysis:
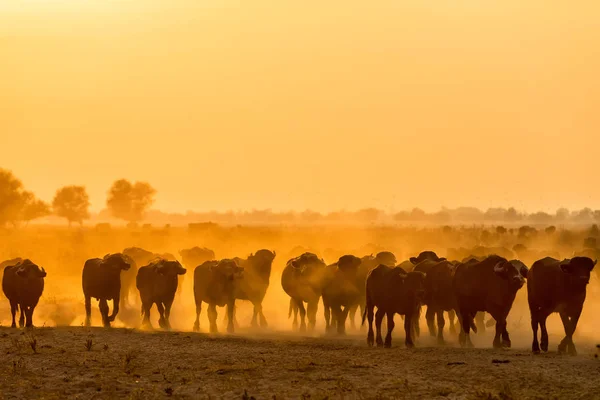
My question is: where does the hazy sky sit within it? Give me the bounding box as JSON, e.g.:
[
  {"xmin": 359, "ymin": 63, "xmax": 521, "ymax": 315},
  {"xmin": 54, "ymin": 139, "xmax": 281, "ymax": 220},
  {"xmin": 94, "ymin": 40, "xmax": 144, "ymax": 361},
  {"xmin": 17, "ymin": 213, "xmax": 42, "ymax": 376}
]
[{"xmin": 1, "ymin": 1, "xmax": 598, "ymax": 213}]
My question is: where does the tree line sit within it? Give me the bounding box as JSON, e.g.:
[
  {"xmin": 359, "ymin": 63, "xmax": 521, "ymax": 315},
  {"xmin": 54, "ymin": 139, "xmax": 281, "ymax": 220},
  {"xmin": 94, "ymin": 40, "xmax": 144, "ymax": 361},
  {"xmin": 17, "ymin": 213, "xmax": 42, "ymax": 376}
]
[
  {"xmin": 0, "ymin": 169, "xmax": 155, "ymax": 227},
  {"xmin": 2, "ymin": 168, "xmax": 599, "ymax": 227}
]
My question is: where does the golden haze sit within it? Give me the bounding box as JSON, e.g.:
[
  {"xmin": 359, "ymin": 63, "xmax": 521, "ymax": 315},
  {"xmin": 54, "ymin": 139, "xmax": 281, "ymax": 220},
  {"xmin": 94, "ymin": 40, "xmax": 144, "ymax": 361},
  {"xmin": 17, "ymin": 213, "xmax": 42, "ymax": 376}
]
[{"xmin": 1, "ymin": 1, "xmax": 599, "ymax": 213}]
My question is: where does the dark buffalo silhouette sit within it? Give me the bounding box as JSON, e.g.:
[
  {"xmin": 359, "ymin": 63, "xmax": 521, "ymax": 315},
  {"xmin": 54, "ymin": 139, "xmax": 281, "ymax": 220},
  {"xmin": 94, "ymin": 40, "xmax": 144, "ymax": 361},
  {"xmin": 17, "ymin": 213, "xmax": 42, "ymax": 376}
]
[
  {"xmin": 362, "ymin": 265, "xmax": 426, "ymax": 348},
  {"xmin": 136, "ymin": 259, "xmax": 186, "ymax": 329},
  {"xmin": 322, "ymin": 255, "xmax": 363, "ymax": 334},
  {"xmin": 232, "ymin": 249, "xmax": 276, "ymax": 328},
  {"xmin": 348, "ymin": 255, "xmax": 381, "ymax": 328},
  {"xmin": 413, "ymin": 259, "xmax": 458, "ymax": 344},
  {"xmin": 454, "ymin": 255, "xmax": 528, "ymax": 348},
  {"xmin": 179, "ymin": 247, "xmax": 216, "ymax": 268},
  {"xmin": 193, "ymin": 259, "xmax": 243, "ymax": 333},
  {"xmin": 458, "ymin": 256, "xmax": 492, "ymax": 333},
  {"xmin": 2, "ymin": 259, "xmax": 46, "ymax": 328},
  {"xmin": 122, "ymin": 247, "xmax": 156, "ymax": 308},
  {"xmin": 82, "ymin": 254, "xmax": 131, "ymax": 327},
  {"xmin": 528, "ymin": 257, "xmax": 596, "ymax": 355},
  {"xmin": 410, "ymin": 251, "xmax": 446, "ymax": 265},
  {"xmin": 281, "ymin": 252, "xmax": 327, "ymax": 332}
]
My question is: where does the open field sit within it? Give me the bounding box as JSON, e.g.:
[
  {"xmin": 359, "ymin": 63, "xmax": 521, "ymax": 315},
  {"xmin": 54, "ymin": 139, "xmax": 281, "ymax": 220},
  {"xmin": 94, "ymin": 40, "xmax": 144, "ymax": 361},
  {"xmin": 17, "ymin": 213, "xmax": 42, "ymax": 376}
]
[
  {"xmin": 1, "ymin": 225, "xmax": 600, "ymax": 399},
  {"xmin": 1, "ymin": 327, "xmax": 599, "ymax": 400}
]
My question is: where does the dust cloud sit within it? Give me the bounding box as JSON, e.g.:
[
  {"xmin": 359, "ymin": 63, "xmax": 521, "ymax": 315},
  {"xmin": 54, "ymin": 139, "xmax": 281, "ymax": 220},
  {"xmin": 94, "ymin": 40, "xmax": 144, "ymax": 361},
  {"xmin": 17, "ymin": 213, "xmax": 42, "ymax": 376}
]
[{"xmin": 0, "ymin": 224, "xmax": 599, "ymax": 347}]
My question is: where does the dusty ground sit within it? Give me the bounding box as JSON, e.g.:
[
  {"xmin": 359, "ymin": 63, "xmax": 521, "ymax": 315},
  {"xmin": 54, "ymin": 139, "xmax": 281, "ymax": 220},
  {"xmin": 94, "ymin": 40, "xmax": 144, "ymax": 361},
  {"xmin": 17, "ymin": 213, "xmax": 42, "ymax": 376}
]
[{"xmin": 0, "ymin": 326, "xmax": 598, "ymax": 400}]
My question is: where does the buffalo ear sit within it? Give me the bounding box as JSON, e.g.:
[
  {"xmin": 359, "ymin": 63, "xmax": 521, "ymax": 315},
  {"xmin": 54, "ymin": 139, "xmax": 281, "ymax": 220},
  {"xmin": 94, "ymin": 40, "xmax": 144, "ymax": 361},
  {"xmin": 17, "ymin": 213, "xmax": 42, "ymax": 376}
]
[{"xmin": 409, "ymin": 257, "xmax": 418, "ymax": 264}]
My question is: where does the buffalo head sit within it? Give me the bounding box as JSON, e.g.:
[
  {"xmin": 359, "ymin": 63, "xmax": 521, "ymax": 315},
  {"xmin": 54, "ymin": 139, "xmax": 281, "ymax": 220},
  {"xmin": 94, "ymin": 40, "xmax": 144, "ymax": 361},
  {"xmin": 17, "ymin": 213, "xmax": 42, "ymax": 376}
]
[
  {"xmin": 375, "ymin": 251, "xmax": 397, "ymax": 267},
  {"xmin": 560, "ymin": 257, "xmax": 596, "ymax": 289},
  {"xmin": 337, "ymin": 255, "xmax": 362, "ymax": 272},
  {"xmin": 217, "ymin": 259, "xmax": 244, "ymax": 281},
  {"xmin": 494, "ymin": 259, "xmax": 528, "ymax": 289},
  {"xmin": 103, "ymin": 253, "xmax": 131, "ymax": 271},
  {"xmin": 16, "ymin": 260, "xmax": 46, "ymax": 279},
  {"xmin": 154, "ymin": 260, "xmax": 187, "ymax": 276},
  {"xmin": 410, "ymin": 251, "xmax": 445, "ymax": 265}
]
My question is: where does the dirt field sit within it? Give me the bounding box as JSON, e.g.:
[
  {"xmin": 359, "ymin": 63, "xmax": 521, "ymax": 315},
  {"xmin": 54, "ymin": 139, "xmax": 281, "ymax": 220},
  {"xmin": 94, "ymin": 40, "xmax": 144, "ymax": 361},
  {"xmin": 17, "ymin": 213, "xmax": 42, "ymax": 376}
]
[{"xmin": 1, "ymin": 326, "xmax": 598, "ymax": 400}]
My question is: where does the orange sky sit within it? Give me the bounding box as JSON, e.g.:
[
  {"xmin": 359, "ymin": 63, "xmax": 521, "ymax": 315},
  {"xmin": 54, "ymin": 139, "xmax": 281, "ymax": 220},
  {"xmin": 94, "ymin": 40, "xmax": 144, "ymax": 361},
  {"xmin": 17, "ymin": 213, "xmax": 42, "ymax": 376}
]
[{"xmin": 1, "ymin": 1, "xmax": 598, "ymax": 213}]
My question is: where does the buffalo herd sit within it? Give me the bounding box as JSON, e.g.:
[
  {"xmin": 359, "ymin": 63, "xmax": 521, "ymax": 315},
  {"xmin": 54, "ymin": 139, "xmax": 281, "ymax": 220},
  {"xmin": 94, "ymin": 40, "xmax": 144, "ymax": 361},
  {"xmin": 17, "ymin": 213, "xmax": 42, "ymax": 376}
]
[{"xmin": 0, "ymin": 247, "xmax": 596, "ymax": 355}]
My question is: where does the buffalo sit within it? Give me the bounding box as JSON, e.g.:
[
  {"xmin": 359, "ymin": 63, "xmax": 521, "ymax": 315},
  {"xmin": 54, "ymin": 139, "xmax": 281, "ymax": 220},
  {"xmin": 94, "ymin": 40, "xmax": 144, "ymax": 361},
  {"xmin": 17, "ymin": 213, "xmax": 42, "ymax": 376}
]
[
  {"xmin": 82, "ymin": 254, "xmax": 131, "ymax": 327},
  {"xmin": 179, "ymin": 247, "xmax": 216, "ymax": 268},
  {"xmin": 413, "ymin": 259, "xmax": 458, "ymax": 344},
  {"xmin": 322, "ymin": 255, "xmax": 363, "ymax": 334},
  {"xmin": 122, "ymin": 247, "xmax": 156, "ymax": 308},
  {"xmin": 348, "ymin": 255, "xmax": 381, "ymax": 328},
  {"xmin": 454, "ymin": 255, "xmax": 528, "ymax": 348},
  {"xmin": 193, "ymin": 259, "xmax": 243, "ymax": 333},
  {"xmin": 281, "ymin": 253, "xmax": 327, "ymax": 332},
  {"xmin": 2, "ymin": 259, "xmax": 46, "ymax": 328},
  {"xmin": 362, "ymin": 265, "xmax": 426, "ymax": 348},
  {"xmin": 232, "ymin": 249, "xmax": 276, "ymax": 328},
  {"xmin": 136, "ymin": 259, "xmax": 186, "ymax": 329},
  {"xmin": 528, "ymin": 257, "xmax": 596, "ymax": 355}
]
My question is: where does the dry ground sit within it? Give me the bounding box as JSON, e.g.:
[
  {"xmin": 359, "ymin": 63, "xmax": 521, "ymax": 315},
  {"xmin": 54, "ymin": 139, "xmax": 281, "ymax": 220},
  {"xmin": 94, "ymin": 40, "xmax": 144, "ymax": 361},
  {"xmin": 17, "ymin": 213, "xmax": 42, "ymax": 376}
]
[{"xmin": 0, "ymin": 327, "xmax": 598, "ymax": 400}]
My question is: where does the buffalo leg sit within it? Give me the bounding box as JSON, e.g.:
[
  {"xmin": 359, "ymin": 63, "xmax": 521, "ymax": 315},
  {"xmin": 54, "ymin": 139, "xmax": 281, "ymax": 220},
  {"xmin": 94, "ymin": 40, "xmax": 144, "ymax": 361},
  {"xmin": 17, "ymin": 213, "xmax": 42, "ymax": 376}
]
[
  {"xmin": 258, "ymin": 304, "xmax": 268, "ymax": 328},
  {"xmin": 493, "ymin": 319, "xmax": 507, "ymax": 349},
  {"xmin": 540, "ymin": 313, "xmax": 550, "ymax": 352},
  {"xmin": 375, "ymin": 309, "xmax": 385, "ymax": 347},
  {"xmin": 425, "ymin": 307, "xmax": 436, "ymax": 337},
  {"xmin": 501, "ymin": 325, "xmax": 512, "ymax": 348},
  {"xmin": 404, "ymin": 313, "xmax": 415, "ymax": 349},
  {"xmin": 566, "ymin": 309, "xmax": 582, "ymax": 356},
  {"xmin": 142, "ymin": 301, "xmax": 152, "ymax": 328},
  {"xmin": 9, "ymin": 301, "xmax": 17, "ymax": 328},
  {"xmin": 24, "ymin": 306, "xmax": 33, "ymax": 328},
  {"xmin": 84, "ymin": 296, "xmax": 92, "ymax": 327},
  {"xmin": 384, "ymin": 312, "xmax": 395, "ymax": 348},
  {"xmin": 307, "ymin": 300, "xmax": 318, "ymax": 332},
  {"xmin": 157, "ymin": 302, "xmax": 167, "ymax": 329},
  {"xmin": 251, "ymin": 304, "xmax": 259, "ymax": 328},
  {"xmin": 323, "ymin": 299, "xmax": 332, "ymax": 333},
  {"xmin": 108, "ymin": 296, "xmax": 120, "ymax": 323},
  {"xmin": 448, "ymin": 309, "xmax": 456, "ymax": 335},
  {"xmin": 366, "ymin": 304, "xmax": 375, "ymax": 347},
  {"xmin": 531, "ymin": 310, "xmax": 540, "ymax": 353},
  {"xmin": 207, "ymin": 304, "xmax": 218, "ymax": 333},
  {"xmin": 290, "ymin": 299, "xmax": 299, "ymax": 330},
  {"xmin": 99, "ymin": 299, "xmax": 110, "ymax": 327},
  {"xmin": 436, "ymin": 311, "xmax": 446, "ymax": 345},
  {"xmin": 193, "ymin": 301, "xmax": 202, "ymax": 332},
  {"xmin": 227, "ymin": 301, "xmax": 235, "ymax": 333},
  {"xmin": 337, "ymin": 306, "xmax": 350, "ymax": 336},
  {"xmin": 18, "ymin": 306, "xmax": 25, "ymax": 328},
  {"xmin": 558, "ymin": 310, "xmax": 580, "ymax": 355},
  {"xmin": 297, "ymin": 300, "xmax": 307, "ymax": 332},
  {"xmin": 164, "ymin": 300, "xmax": 173, "ymax": 329},
  {"xmin": 405, "ymin": 312, "xmax": 415, "ymax": 348},
  {"xmin": 459, "ymin": 309, "xmax": 473, "ymax": 348}
]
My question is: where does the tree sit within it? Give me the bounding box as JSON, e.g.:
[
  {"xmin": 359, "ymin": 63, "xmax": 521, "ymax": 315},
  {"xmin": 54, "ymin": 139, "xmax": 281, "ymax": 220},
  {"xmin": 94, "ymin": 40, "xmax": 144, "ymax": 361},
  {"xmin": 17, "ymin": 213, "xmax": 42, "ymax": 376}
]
[
  {"xmin": 106, "ymin": 179, "xmax": 156, "ymax": 223},
  {"xmin": 0, "ymin": 168, "xmax": 49, "ymax": 227},
  {"xmin": 52, "ymin": 186, "xmax": 90, "ymax": 226},
  {"xmin": 20, "ymin": 192, "xmax": 51, "ymax": 224},
  {"xmin": 0, "ymin": 169, "xmax": 28, "ymax": 226}
]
